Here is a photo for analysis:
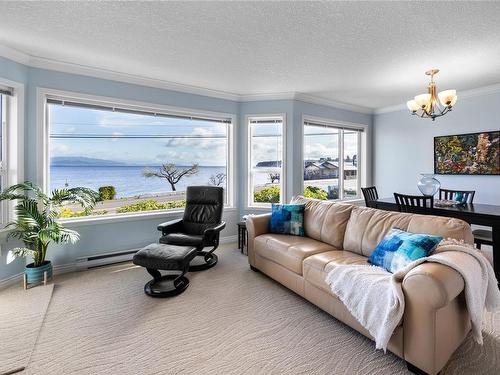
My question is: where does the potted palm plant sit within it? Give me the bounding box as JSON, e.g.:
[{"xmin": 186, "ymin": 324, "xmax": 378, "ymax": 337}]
[{"xmin": 0, "ymin": 181, "xmax": 99, "ymax": 284}]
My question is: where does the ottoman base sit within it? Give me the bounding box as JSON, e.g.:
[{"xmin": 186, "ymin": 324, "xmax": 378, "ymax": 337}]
[
  {"xmin": 144, "ymin": 268, "xmax": 189, "ymax": 298},
  {"xmin": 144, "ymin": 274, "xmax": 189, "ymax": 298}
]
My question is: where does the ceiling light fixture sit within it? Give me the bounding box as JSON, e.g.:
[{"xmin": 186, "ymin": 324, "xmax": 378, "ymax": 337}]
[{"xmin": 406, "ymin": 69, "xmax": 457, "ymax": 121}]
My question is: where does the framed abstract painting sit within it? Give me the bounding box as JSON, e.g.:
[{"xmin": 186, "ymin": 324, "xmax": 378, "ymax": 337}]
[{"xmin": 434, "ymin": 131, "xmax": 500, "ymax": 175}]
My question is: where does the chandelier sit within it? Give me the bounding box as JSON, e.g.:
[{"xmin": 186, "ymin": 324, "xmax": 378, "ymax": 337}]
[{"xmin": 406, "ymin": 69, "xmax": 457, "ymax": 121}]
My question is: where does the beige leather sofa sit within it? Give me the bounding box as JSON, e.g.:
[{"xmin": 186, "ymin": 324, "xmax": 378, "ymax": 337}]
[{"xmin": 246, "ymin": 196, "xmax": 474, "ymax": 375}]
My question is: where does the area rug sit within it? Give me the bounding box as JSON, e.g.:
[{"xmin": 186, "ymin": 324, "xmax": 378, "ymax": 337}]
[
  {"xmin": 16, "ymin": 245, "xmax": 500, "ymax": 374},
  {"xmin": 0, "ymin": 283, "xmax": 54, "ymax": 375}
]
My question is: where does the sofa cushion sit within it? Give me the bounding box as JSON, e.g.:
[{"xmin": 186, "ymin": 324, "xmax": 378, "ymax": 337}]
[
  {"xmin": 368, "ymin": 228, "xmax": 443, "ymax": 273},
  {"xmin": 291, "ymin": 196, "xmax": 354, "ymax": 249},
  {"xmin": 303, "ymin": 250, "xmax": 368, "ymax": 294},
  {"xmin": 270, "ymin": 203, "xmax": 305, "ymax": 236},
  {"xmin": 343, "ymin": 206, "xmax": 473, "ymax": 257},
  {"xmin": 254, "ymin": 234, "xmax": 337, "ymax": 275}
]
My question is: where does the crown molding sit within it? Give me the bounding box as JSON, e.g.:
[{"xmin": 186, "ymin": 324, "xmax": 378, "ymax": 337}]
[
  {"xmin": 239, "ymin": 92, "xmax": 296, "ymax": 102},
  {"xmin": 294, "ymin": 93, "xmax": 374, "ymax": 114},
  {"xmin": 0, "ymin": 44, "xmax": 30, "ymax": 65},
  {"xmin": 373, "ymin": 103, "xmax": 407, "ymax": 115},
  {"xmin": 0, "ymin": 45, "xmax": 375, "ymax": 114},
  {"xmin": 28, "ymin": 55, "xmax": 244, "ymax": 102},
  {"xmin": 239, "ymin": 92, "xmax": 374, "ymax": 114},
  {"xmin": 2, "ymin": 45, "xmax": 499, "ymax": 116}
]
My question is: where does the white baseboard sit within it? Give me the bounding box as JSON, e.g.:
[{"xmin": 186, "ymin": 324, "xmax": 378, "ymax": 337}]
[
  {"xmin": 0, "ymin": 236, "xmax": 238, "ymax": 289},
  {"xmin": 0, "ymin": 272, "xmax": 23, "ymax": 290}
]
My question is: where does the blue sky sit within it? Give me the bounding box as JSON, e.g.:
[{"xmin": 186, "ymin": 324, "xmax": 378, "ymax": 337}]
[
  {"xmin": 49, "ymin": 104, "xmax": 228, "ymax": 166},
  {"xmin": 49, "ymin": 104, "xmax": 358, "ymax": 167}
]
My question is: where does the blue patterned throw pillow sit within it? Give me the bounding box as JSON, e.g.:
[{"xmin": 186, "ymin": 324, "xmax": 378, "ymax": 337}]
[
  {"xmin": 270, "ymin": 204, "xmax": 305, "ymax": 236},
  {"xmin": 368, "ymin": 228, "xmax": 443, "ymax": 273}
]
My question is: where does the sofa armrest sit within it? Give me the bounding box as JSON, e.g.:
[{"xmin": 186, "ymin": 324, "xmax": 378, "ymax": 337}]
[
  {"xmin": 402, "ymin": 262, "xmax": 468, "ymax": 375},
  {"xmin": 403, "ymin": 262, "xmax": 464, "ymax": 308},
  {"xmin": 246, "ymin": 213, "xmax": 271, "ymax": 266}
]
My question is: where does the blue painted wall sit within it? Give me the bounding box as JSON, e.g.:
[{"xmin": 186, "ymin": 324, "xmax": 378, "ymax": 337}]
[
  {"xmin": 374, "ymin": 91, "xmax": 500, "ymax": 204},
  {"xmin": 0, "ymin": 57, "xmax": 28, "ymax": 281},
  {"xmin": 239, "ymin": 99, "xmax": 373, "ymax": 217},
  {"xmin": 0, "ymin": 56, "xmax": 373, "ymax": 282}
]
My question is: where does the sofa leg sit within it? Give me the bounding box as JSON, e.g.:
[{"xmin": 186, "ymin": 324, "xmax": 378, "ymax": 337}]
[
  {"xmin": 406, "ymin": 361, "xmax": 436, "ymax": 375},
  {"xmin": 250, "ymin": 265, "xmax": 259, "ymax": 273}
]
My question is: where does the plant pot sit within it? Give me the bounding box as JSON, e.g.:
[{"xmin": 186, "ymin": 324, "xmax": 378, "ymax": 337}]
[{"xmin": 25, "ymin": 261, "xmax": 53, "ymax": 284}]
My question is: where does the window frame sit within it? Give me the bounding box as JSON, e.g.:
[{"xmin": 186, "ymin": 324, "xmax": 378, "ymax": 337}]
[
  {"xmin": 0, "ymin": 79, "xmax": 24, "ymax": 228},
  {"xmin": 302, "ymin": 115, "xmax": 367, "ymax": 202},
  {"xmin": 37, "ymin": 88, "xmax": 236, "ymax": 224},
  {"xmin": 246, "ymin": 114, "xmax": 287, "ymax": 209}
]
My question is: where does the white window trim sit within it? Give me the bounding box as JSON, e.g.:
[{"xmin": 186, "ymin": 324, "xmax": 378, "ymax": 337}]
[
  {"xmin": 0, "ymin": 78, "xmax": 24, "ymax": 227},
  {"xmin": 246, "ymin": 114, "xmax": 287, "ymax": 209},
  {"xmin": 36, "ymin": 87, "xmax": 236, "ymax": 224},
  {"xmin": 301, "ymin": 115, "xmax": 368, "ymax": 202}
]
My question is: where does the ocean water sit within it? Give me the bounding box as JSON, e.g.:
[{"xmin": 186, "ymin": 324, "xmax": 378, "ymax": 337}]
[{"xmin": 50, "ymin": 166, "xmax": 227, "ymax": 198}]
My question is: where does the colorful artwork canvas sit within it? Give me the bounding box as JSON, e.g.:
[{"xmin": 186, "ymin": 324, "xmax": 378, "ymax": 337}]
[{"xmin": 434, "ymin": 131, "xmax": 499, "ymax": 175}]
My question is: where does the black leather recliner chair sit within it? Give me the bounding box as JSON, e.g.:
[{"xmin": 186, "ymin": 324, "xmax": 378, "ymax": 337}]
[{"xmin": 157, "ymin": 186, "xmax": 226, "ymax": 271}]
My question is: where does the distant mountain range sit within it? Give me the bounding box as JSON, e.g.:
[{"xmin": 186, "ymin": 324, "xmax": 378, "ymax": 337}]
[
  {"xmin": 51, "ymin": 157, "xmax": 131, "ymax": 167},
  {"xmin": 50, "ymin": 156, "xmax": 222, "ymax": 168},
  {"xmin": 255, "ymin": 161, "xmax": 282, "ymax": 167}
]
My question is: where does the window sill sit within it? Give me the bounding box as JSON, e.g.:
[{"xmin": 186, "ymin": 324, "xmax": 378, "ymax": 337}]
[{"xmin": 59, "ymin": 206, "xmax": 237, "ymax": 227}]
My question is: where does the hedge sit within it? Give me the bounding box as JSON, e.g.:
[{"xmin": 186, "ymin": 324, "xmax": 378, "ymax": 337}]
[{"xmin": 98, "ymin": 186, "xmax": 117, "ymax": 201}]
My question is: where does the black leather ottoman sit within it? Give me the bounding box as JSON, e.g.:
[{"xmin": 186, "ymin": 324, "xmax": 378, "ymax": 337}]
[{"xmin": 133, "ymin": 243, "xmax": 197, "ymax": 297}]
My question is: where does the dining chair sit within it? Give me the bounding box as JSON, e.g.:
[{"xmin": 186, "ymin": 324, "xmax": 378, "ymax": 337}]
[
  {"xmin": 394, "ymin": 192, "xmax": 434, "ymax": 214},
  {"xmin": 472, "ymin": 229, "xmax": 493, "ymax": 249},
  {"xmin": 361, "ymin": 186, "xmax": 379, "ymax": 208},
  {"xmin": 438, "ymin": 188, "xmax": 492, "ymax": 249},
  {"xmin": 438, "ymin": 188, "xmax": 475, "ymax": 203}
]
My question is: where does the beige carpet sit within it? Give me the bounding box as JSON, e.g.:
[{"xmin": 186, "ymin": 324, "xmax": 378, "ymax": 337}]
[
  {"xmin": 6, "ymin": 245, "xmax": 497, "ymax": 374},
  {"xmin": 0, "ymin": 283, "xmax": 54, "ymax": 375}
]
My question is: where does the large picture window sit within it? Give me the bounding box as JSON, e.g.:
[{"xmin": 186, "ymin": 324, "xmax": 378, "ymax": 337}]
[
  {"xmin": 45, "ymin": 95, "xmax": 232, "ymax": 220},
  {"xmin": 303, "ymin": 118, "xmax": 362, "ymax": 200},
  {"xmin": 248, "ymin": 116, "xmax": 285, "ymax": 207}
]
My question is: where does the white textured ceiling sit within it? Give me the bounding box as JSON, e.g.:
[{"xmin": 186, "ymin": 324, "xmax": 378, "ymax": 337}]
[{"xmin": 1, "ymin": 1, "xmax": 500, "ymax": 109}]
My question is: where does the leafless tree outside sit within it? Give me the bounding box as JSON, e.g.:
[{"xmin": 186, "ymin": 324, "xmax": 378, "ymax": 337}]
[
  {"xmin": 208, "ymin": 173, "xmax": 226, "ymax": 187},
  {"xmin": 143, "ymin": 163, "xmax": 199, "ymax": 191},
  {"xmin": 269, "ymin": 173, "xmax": 280, "ymax": 184}
]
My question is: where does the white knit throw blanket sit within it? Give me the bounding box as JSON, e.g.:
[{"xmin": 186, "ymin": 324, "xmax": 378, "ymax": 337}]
[{"xmin": 325, "ymin": 239, "xmax": 500, "ymax": 352}]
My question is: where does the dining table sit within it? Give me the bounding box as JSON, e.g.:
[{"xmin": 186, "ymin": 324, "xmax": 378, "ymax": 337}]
[{"xmin": 375, "ymin": 197, "xmax": 500, "ymax": 282}]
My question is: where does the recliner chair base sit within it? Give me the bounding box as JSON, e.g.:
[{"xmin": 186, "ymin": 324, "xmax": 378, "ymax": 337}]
[
  {"xmin": 144, "ymin": 270, "xmax": 190, "ymax": 298},
  {"xmin": 189, "ymin": 251, "xmax": 218, "ymax": 272}
]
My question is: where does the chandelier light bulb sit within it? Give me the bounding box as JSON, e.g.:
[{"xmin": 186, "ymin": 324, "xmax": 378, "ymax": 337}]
[
  {"xmin": 438, "ymin": 90, "xmax": 457, "ymax": 107},
  {"xmin": 406, "ymin": 100, "xmax": 419, "ymax": 112},
  {"xmin": 414, "ymin": 93, "xmax": 431, "ymax": 108}
]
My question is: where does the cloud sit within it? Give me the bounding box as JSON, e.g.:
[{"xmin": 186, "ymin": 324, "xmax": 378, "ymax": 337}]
[
  {"xmin": 50, "ymin": 142, "xmax": 71, "ymax": 155},
  {"xmin": 304, "ymin": 142, "xmax": 338, "ymax": 160},
  {"xmin": 252, "ymin": 138, "xmax": 282, "ymax": 163},
  {"xmin": 111, "ymin": 131, "xmax": 124, "ymax": 142},
  {"xmin": 163, "ymin": 127, "xmax": 225, "ymax": 151},
  {"xmin": 97, "ymin": 112, "xmax": 167, "ymax": 128}
]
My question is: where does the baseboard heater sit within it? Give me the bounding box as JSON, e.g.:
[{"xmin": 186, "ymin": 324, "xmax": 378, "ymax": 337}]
[{"xmin": 75, "ymin": 249, "xmax": 140, "ymax": 270}]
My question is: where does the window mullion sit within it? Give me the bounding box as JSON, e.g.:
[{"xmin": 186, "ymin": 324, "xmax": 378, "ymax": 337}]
[{"xmin": 338, "ymin": 128, "xmax": 344, "ymax": 200}]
